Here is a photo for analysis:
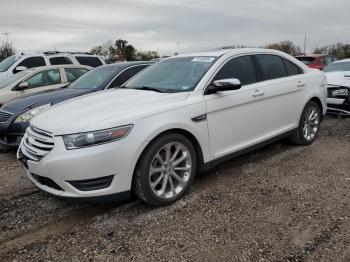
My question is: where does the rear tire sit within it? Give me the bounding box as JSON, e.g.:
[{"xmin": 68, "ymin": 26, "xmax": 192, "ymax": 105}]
[
  {"xmin": 290, "ymin": 101, "xmax": 321, "ymax": 145},
  {"xmin": 133, "ymin": 133, "xmax": 197, "ymax": 206}
]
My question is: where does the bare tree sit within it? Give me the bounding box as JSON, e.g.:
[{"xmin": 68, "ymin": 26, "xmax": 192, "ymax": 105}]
[
  {"xmin": 265, "ymin": 41, "xmax": 302, "ymax": 56},
  {"xmin": 313, "ymin": 42, "xmax": 350, "ymax": 59},
  {"xmin": 0, "ymin": 40, "xmax": 15, "ymax": 60}
]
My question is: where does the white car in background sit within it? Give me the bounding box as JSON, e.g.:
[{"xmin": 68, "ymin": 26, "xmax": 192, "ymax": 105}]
[
  {"xmin": 323, "ymin": 59, "xmax": 350, "ymax": 116},
  {"xmin": 0, "ymin": 52, "xmax": 105, "ymax": 82},
  {"xmin": 18, "ymin": 48, "xmax": 327, "ymax": 206},
  {"xmin": 0, "ymin": 65, "xmax": 91, "ymax": 106}
]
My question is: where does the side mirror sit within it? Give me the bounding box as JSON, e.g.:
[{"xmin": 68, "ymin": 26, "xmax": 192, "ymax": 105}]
[
  {"xmin": 206, "ymin": 78, "xmax": 242, "ymax": 94},
  {"xmin": 14, "ymin": 66, "xmax": 28, "ymax": 73},
  {"xmin": 17, "ymin": 82, "xmax": 29, "ymax": 91}
]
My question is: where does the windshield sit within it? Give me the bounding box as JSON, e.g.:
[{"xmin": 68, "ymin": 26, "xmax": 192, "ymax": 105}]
[
  {"xmin": 324, "ymin": 62, "xmax": 350, "ymax": 72},
  {"xmin": 295, "ymin": 57, "xmax": 316, "ymax": 65},
  {"xmin": 124, "ymin": 56, "xmax": 217, "ymax": 93},
  {"xmin": 69, "ymin": 65, "xmax": 121, "ymax": 90},
  {"xmin": 0, "ymin": 55, "xmax": 17, "ymax": 72},
  {"xmin": 0, "ymin": 70, "xmax": 32, "ymax": 89}
]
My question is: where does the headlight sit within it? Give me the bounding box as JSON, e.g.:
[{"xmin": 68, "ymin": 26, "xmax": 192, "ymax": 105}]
[
  {"xmin": 332, "ymin": 88, "xmax": 349, "ymax": 97},
  {"xmin": 63, "ymin": 125, "xmax": 133, "ymax": 150},
  {"xmin": 14, "ymin": 104, "xmax": 51, "ymax": 123}
]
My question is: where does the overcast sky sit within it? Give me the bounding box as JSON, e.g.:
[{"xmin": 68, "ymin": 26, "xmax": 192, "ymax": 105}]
[{"xmin": 0, "ymin": 0, "xmax": 349, "ymax": 56}]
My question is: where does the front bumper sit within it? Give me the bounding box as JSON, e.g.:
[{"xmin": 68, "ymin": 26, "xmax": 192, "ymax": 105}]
[
  {"xmin": 18, "ymin": 135, "xmax": 146, "ymax": 199},
  {"xmin": 327, "ymin": 98, "xmax": 350, "ymax": 116},
  {"xmin": 0, "ymin": 121, "xmax": 28, "ymax": 147}
]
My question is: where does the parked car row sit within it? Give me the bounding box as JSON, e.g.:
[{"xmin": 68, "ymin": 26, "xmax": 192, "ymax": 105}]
[
  {"xmin": 2, "ymin": 48, "xmax": 326, "ymax": 206},
  {"xmin": 0, "ymin": 62, "xmax": 152, "ymax": 148},
  {"xmin": 0, "ymin": 52, "xmax": 105, "ymax": 82}
]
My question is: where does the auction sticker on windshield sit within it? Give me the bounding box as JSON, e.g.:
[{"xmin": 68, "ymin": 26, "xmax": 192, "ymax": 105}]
[{"xmin": 191, "ymin": 57, "xmax": 216, "ymax": 63}]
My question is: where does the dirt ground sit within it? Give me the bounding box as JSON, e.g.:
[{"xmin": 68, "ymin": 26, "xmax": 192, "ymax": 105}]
[{"xmin": 0, "ymin": 117, "xmax": 349, "ymax": 262}]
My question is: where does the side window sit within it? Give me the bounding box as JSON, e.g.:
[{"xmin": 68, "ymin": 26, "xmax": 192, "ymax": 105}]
[
  {"xmin": 26, "ymin": 72, "xmax": 46, "ymax": 88},
  {"xmin": 283, "ymin": 59, "xmax": 302, "ymax": 76},
  {"xmin": 213, "ymin": 56, "xmax": 257, "ymax": 86},
  {"xmin": 15, "ymin": 57, "xmax": 46, "ymax": 73},
  {"xmin": 75, "ymin": 56, "xmax": 103, "ymax": 67},
  {"xmin": 26, "ymin": 69, "xmax": 61, "ymax": 89},
  {"xmin": 256, "ymin": 55, "xmax": 287, "ymax": 80},
  {"xmin": 49, "ymin": 57, "xmax": 73, "ymax": 65},
  {"xmin": 64, "ymin": 68, "xmax": 89, "ymax": 82},
  {"xmin": 109, "ymin": 65, "xmax": 149, "ymax": 88},
  {"xmin": 46, "ymin": 69, "xmax": 61, "ymax": 85}
]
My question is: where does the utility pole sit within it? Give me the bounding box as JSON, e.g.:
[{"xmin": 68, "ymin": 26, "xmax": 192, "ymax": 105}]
[{"xmin": 303, "ymin": 32, "xmax": 307, "ymax": 55}]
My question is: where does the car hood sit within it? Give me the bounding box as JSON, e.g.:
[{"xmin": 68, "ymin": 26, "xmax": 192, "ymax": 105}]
[
  {"xmin": 31, "ymin": 89, "xmax": 190, "ymax": 135},
  {"xmin": 325, "ymin": 71, "xmax": 350, "ymax": 88},
  {"xmin": 2, "ymin": 88, "xmax": 92, "ymax": 112},
  {"xmin": 0, "ymin": 72, "xmax": 8, "ymax": 82}
]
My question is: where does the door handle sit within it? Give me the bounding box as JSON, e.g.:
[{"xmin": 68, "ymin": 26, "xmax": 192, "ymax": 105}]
[
  {"xmin": 297, "ymin": 82, "xmax": 306, "ymax": 87},
  {"xmin": 252, "ymin": 89, "xmax": 265, "ymax": 97}
]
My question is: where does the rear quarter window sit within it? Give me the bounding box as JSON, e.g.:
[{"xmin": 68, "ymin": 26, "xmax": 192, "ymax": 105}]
[
  {"xmin": 256, "ymin": 55, "xmax": 287, "ymax": 80},
  {"xmin": 50, "ymin": 57, "xmax": 73, "ymax": 65},
  {"xmin": 75, "ymin": 56, "xmax": 103, "ymax": 67},
  {"xmin": 283, "ymin": 59, "xmax": 303, "ymax": 76}
]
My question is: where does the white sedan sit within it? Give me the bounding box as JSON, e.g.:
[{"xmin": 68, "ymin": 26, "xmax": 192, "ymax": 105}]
[
  {"xmin": 18, "ymin": 48, "xmax": 327, "ymax": 206},
  {"xmin": 0, "ymin": 65, "xmax": 91, "ymax": 106}
]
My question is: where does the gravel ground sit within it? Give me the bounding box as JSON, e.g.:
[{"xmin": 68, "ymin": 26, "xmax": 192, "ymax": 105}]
[{"xmin": 0, "ymin": 117, "xmax": 349, "ymax": 262}]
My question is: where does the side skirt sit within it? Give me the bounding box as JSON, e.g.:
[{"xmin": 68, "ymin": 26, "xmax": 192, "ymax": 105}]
[{"xmin": 200, "ymin": 129, "xmax": 297, "ymax": 172}]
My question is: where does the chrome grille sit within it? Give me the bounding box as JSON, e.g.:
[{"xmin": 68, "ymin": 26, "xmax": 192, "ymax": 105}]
[
  {"xmin": 22, "ymin": 126, "xmax": 54, "ymax": 161},
  {"xmin": 0, "ymin": 110, "xmax": 13, "ymax": 123}
]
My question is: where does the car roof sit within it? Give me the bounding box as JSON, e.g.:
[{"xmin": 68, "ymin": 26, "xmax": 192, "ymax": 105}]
[
  {"xmin": 332, "ymin": 58, "xmax": 350, "ymax": 63},
  {"xmin": 174, "ymin": 48, "xmax": 295, "ymax": 58},
  {"xmin": 29, "ymin": 65, "xmax": 92, "ymax": 72},
  {"xmin": 295, "ymin": 54, "xmax": 332, "ymax": 58},
  {"xmin": 101, "ymin": 61, "xmax": 154, "ymax": 70}
]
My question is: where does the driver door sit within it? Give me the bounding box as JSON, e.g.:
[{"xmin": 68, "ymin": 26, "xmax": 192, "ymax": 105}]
[{"xmin": 204, "ymin": 55, "xmax": 268, "ymax": 160}]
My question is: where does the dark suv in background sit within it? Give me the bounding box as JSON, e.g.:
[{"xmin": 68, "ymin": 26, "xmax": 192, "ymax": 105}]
[{"xmin": 295, "ymin": 54, "xmax": 336, "ymax": 70}]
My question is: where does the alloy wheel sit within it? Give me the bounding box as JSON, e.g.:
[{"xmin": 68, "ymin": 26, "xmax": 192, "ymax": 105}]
[
  {"xmin": 302, "ymin": 105, "xmax": 320, "ymax": 142},
  {"xmin": 148, "ymin": 142, "xmax": 192, "ymax": 199}
]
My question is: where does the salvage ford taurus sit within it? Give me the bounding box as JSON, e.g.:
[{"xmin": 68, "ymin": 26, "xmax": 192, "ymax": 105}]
[{"xmin": 17, "ymin": 48, "xmax": 327, "ymax": 206}]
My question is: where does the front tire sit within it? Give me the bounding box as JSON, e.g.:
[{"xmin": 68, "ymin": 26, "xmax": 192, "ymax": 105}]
[
  {"xmin": 133, "ymin": 133, "xmax": 197, "ymax": 206},
  {"xmin": 290, "ymin": 101, "xmax": 321, "ymax": 145}
]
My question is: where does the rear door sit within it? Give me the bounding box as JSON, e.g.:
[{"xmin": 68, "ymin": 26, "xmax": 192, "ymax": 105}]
[
  {"xmin": 204, "ymin": 55, "xmax": 269, "ymax": 159},
  {"xmin": 254, "ymin": 54, "xmax": 305, "ymax": 137},
  {"xmin": 18, "ymin": 69, "xmax": 65, "ymax": 97}
]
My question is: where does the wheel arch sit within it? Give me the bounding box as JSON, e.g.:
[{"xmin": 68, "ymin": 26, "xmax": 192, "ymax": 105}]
[
  {"xmin": 131, "ymin": 128, "xmax": 206, "ymax": 189},
  {"xmin": 309, "ymin": 96, "xmax": 324, "ymax": 121}
]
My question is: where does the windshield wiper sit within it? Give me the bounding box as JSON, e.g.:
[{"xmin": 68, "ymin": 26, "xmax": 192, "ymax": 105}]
[{"xmin": 132, "ymin": 86, "xmax": 165, "ymax": 93}]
